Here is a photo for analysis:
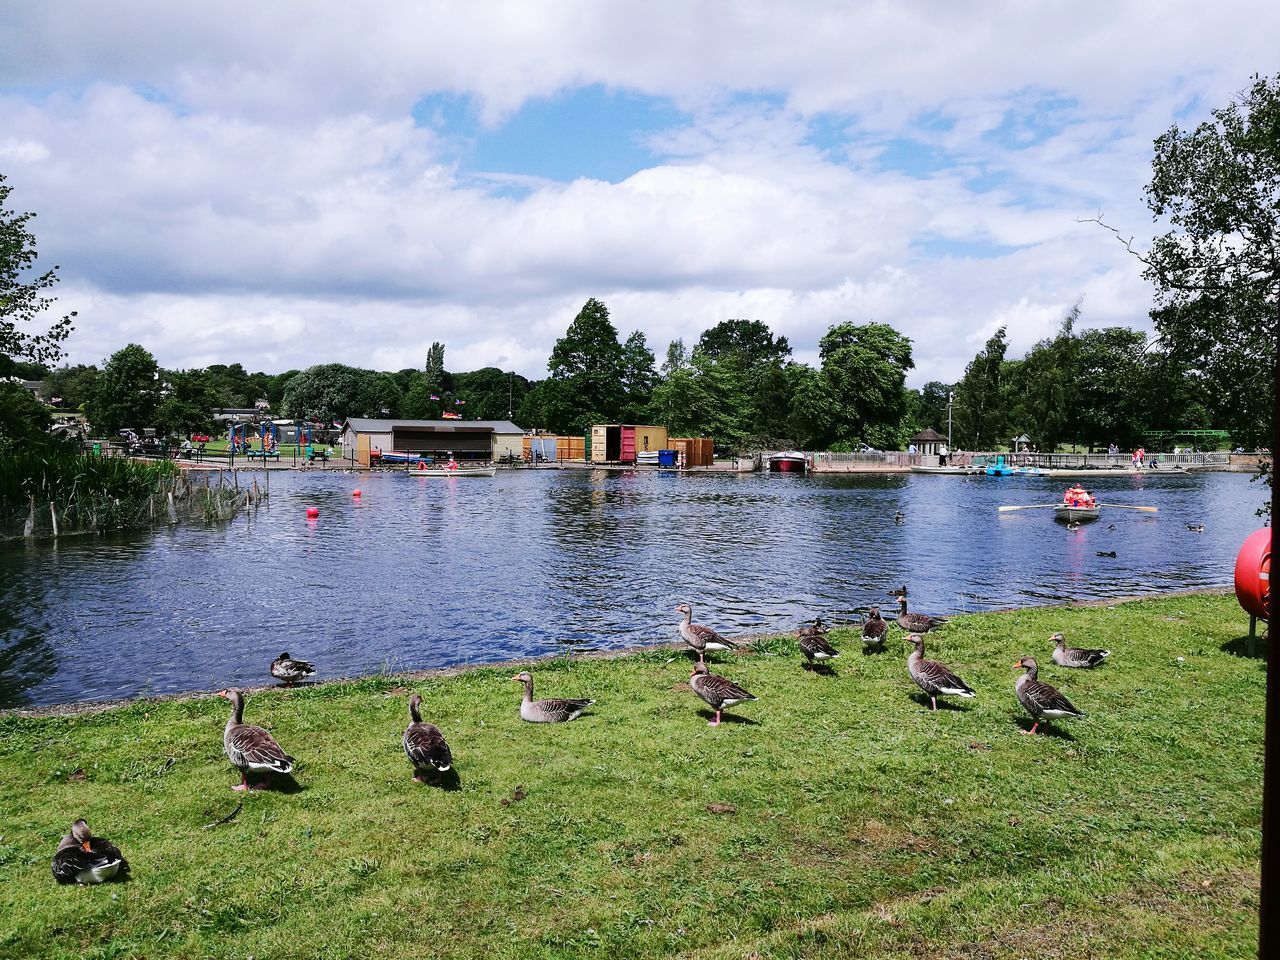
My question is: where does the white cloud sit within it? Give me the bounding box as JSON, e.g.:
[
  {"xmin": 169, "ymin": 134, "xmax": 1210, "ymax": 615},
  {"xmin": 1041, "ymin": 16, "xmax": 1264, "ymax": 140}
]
[{"xmin": 2, "ymin": 1, "xmax": 1277, "ymax": 386}]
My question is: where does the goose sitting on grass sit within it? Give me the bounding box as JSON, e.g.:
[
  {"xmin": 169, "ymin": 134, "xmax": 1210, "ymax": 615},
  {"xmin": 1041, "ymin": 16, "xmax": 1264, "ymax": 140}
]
[
  {"xmin": 1015, "ymin": 656, "xmax": 1084, "ymax": 734},
  {"xmin": 270, "ymin": 652, "xmax": 316, "ymax": 685},
  {"xmin": 403, "ymin": 693, "xmax": 453, "ymax": 782},
  {"xmin": 51, "ymin": 820, "xmax": 129, "ymax": 885},
  {"xmin": 511, "ymin": 671, "xmax": 594, "ymax": 723},
  {"xmin": 218, "ymin": 689, "xmax": 296, "ymax": 791},
  {"xmin": 1050, "ymin": 632, "xmax": 1110, "ymax": 668},
  {"xmin": 689, "ymin": 662, "xmax": 757, "ymax": 726},
  {"xmin": 905, "ymin": 634, "xmax": 975, "ymax": 710}
]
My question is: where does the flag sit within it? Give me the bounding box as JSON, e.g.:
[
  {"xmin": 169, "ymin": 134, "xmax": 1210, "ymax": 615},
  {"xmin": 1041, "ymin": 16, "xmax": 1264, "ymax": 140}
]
[
  {"xmin": 442, "ymin": 411, "xmax": 461, "ymax": 420},
  {"xmin": 454, "ymin": 398, "xmax": 465, "ymax": 405},
  {"xmin": 429, "ymin": 394, "xmax": 439, "ymax": 400}
]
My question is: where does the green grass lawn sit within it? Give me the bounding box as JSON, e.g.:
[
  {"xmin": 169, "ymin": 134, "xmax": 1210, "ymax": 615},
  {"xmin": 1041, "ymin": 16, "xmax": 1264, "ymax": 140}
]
[{"xmin": 0, "ymin": 592, "xmax": 1262, "ymax": 959}]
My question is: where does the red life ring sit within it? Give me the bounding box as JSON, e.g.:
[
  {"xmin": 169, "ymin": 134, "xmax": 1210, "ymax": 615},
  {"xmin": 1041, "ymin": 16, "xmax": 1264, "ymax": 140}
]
[{"xmin": 1233, "ymin": 528, "xmax": 1271, "ymax": 620}]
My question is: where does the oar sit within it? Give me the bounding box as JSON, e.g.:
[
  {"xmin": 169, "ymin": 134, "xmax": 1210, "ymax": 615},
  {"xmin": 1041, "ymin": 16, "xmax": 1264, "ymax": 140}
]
[
  {"xmin": 998, "ymin": 504, "xmax": 1060, "ymax": 512},
  {"xmin": 1096, "ymin": 503, "xmax": 1158, "ymax": 512}
]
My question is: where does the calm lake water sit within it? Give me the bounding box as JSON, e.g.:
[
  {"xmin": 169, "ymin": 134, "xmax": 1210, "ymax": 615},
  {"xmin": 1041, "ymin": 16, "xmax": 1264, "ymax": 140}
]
[{"xmin": 0, "ymin": 467, "xmax": 1265, "ymax": 708}]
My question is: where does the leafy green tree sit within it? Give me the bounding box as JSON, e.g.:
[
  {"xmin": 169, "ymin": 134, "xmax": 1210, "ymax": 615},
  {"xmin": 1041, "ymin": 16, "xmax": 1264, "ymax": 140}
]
[
  {"xmin": 0, "ymin": 381, "xmax": 52, "ymax": 449},
  {"xmin": 40, "ymin": 363, "xmax": 100, "ymax": 409},
  {"xmin": 0, "ymin": 174, "xmax": 75, "ymax": 372},
  {"xmin": 620, "ymin": 331, "xmax": 657, "ymax": 422},
  {"xmin": 1138, "ymin": 73, "xmax": 1279, "ymax": 447},
  {"xmin": 785, "ymin": 366, "xmax": 838, "ymax": 448},
  {"xmin": 401, "ymin": 378, "xmax": 437, "ymax": 420},
  {"xmin": 916, "ymin": 381, "xmax": 955, "ymax": 435},
  {"xmin": 452, "ymin": 367, "xmax": 531, "ymax": 421},
  {"xmin": 695, "ymin": 319, "xmax": 791, "ymax": 367},
  {"xmin": 86, "ymin": 344, "xmax": 161, "ymax": 435},
  {"xmin": 953, "ymin": 327, "xmax": 1008, "ymax": 449},
  {"xmin": 817, "ymin": 321, "xmax": 914, "ymax": 449},
  {"xmin": 1068, "ymin": 327, "xmax": 1149, "ymax": 448},
  {"xmin": 544, "ymin": 298, "xmax": 625, "ymax": 432},
  {"xmin": 154, "ymin": 369, "xmax": 219, "ymax": 437},
  {"xmin": 281, "ymin": 364, "xmax": 375, "ymax": 424},
  {"xmin": 425, "ymin": 342, "xmax": 446, "ymax": 395}
]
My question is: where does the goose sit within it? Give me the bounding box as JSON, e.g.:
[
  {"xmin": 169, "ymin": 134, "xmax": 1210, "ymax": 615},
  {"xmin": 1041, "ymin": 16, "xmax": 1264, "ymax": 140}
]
[
  {"xmin": 1050, "ymin": 632, "xmax": 1110, "ymax": 668},
  {"xmin": 1066, "ymin": 521, "xmax": 1081, "ymax": 531},
  {"xmin": 51, "ymin": 820, "xmax": 128, "ymax": 885},
  {"xmin": 894, "ymin": 511, "xmax": 905, "ymax": 525},
  {"xmin": 511, "ymin": 671, "xmax": 594, "ymax": 723},
  {"xmin": 797, "ymin": 617, "xmax": 828, "ymax": 638},
  {"xmin": 798, "ymin": 627, "xmax": 839, "ymax": 669},
  {"xmin": 675, "ymin": 603, "xmax": 741, "ymax": 662},
  {"xmin": 1015, "ymin": 656, "xmax": 1084, "ymax": 734},
  {"xmin": 905, "ymin": 634, "xmax": 975, "ymax": 710},
  {"xmin": 270, "ymin": 651, "xmax": 316, "ymax": 685},
  {"xmin": 893, "ymin": 594, "xmax": 947, "ymax": 634},
  {"xmin": 689, "ymin": 662, "xmax": 757, "ymax": 726},
  {"xmin": 1187, "ymin": 522, "xmax": 1205, "ymax": 532},
  {"xmin": 1096, "ymin": 550, "xmax": 1117, "ymax": 558},
  {"xmin": 861, "ymin": 605, "xmax": 888, "ymax": 650},
  {"xmin": 403, "ymin": 693, "xmax": 453, "ymax": 781},
  {"xmin": 218, "ymin": 689, "xmax": 296, "ymax": 791}
]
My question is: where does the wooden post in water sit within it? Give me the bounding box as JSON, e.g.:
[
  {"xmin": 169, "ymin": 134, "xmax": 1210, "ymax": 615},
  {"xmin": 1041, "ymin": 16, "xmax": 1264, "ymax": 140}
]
[{"xmin": 49, "ymin": 501, "xmax": 58, "ymax": 538}]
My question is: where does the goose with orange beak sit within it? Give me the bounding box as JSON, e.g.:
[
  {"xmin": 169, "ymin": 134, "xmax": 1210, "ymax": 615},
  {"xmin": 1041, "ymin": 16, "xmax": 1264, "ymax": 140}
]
[{"xmin": 1014, "ymin": 656, "xmax": 1084, "ymax": 734}]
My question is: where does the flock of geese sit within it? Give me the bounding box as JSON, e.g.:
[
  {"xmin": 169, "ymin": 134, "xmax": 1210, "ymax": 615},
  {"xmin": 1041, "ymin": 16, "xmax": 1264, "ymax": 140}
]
[{"xmin": 51, "ymin": 588, "xmax": 1110, "ymax": 885}]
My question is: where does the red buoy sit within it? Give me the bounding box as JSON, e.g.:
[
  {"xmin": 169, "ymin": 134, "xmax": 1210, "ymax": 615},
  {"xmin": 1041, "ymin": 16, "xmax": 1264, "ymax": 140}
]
[
  {"xmin": 1234, "ymin": 528, "xmax": 1271, "ymax": 620},
  {"xmin": 352, "ymin": 489, "xmax": 362, "ymax": 498},
  {"xmin": 306, "ymin": 506, "xmax": 320, "ymax": 518}
]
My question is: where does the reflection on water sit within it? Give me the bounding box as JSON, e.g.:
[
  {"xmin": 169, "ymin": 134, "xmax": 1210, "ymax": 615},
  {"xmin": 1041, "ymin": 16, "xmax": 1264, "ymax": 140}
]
[{"xmin": 0, "ymin": 467, "xmax": 1263, "ymax": 708}]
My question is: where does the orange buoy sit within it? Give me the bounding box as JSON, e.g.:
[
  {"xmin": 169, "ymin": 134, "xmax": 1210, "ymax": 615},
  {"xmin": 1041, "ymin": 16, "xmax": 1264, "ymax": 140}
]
[
  {"xmin": 352, "ymin": 489, "xmax": 362, "ymax": 498},
  {"xmin": 306, "ymin": 506, "xmax": 320, "ymax": 518},
  {"xmin": 1234, "ymin": 528, "xmax": 1271, "ymax": 620}
]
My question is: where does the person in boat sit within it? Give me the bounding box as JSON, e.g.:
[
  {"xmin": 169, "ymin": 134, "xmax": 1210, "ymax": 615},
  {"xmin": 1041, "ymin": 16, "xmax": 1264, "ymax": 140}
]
[
  {"xmin": 446, "ymin": 452, "xmax": 459, "ymax": 471},
  {"xmin": 1064, "ymin": 486, "xmax": 1095, "ymax": 508}
]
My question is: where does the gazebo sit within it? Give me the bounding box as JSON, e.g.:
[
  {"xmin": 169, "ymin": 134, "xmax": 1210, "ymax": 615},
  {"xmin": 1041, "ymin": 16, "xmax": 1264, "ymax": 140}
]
[{"xmin": 909, "ymin": 428, "xmax": 947, "ymax": 456}]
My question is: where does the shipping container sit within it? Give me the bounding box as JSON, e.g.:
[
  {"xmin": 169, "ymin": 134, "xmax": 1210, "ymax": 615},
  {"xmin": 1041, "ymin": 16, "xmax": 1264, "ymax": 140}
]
[{"xmin": 591, "ymin": 425, "xmax": 668, "ymax": 463}]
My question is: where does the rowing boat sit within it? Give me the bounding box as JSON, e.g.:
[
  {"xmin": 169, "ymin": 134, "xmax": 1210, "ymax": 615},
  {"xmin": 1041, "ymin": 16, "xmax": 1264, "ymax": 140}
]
[
  {"xmin": 1054, "ymin": 504, "xmax": 1101, "ymax": 523},
  {"xmin": 412, "ymin": 466, "xmax": 497, "ymax": 478}
]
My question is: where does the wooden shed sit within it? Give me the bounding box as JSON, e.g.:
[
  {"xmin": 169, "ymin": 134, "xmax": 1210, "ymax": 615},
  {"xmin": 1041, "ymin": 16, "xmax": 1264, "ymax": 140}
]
[
  {"xmin": 590, "ymin": 425, "xmax": 669, "ymax": 464},
  {"xmin": 908, "ymin": 427, "xmax": 947, "ymax": 456},
  {"xmin": 342, "ymin": 418, "xmax": 524, "ymax": 466}
]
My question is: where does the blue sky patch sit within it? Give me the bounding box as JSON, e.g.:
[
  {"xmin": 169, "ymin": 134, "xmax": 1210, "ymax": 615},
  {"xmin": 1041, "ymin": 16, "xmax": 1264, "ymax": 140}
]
[{"xmin": 413, "ymin": 85, "xmax": 687, "ymax": 184}]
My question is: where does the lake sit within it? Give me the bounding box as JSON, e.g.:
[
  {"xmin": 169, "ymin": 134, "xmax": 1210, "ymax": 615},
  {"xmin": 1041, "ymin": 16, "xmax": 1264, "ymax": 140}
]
[{"xmin": 0, "ymin": 467, "xmax": 1265, "ymax": 708}]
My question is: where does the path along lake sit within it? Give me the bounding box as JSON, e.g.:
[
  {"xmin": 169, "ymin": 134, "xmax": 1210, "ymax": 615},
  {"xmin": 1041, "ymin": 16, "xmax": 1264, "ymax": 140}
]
[{"xmin": 0, "ymin": 467, "xmax": 1265, "ymax": 708}]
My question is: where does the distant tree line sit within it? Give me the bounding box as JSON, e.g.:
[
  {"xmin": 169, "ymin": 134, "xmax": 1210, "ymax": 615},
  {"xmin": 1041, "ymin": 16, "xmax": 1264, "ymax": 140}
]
[{"xmin": 18, "ymin": 292, "xmax": 1258, "ymax": 452}]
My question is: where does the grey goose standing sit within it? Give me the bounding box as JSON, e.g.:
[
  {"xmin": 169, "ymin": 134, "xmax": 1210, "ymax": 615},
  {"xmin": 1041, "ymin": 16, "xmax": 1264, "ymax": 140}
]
[
  {"xmin": 1050, "ymin": 632, "xmax": 1110, "ymax": 668},
  {"xmin": 218, "ymin": 689, "xmax": 296, "ymax": 791},
  {"xmin": 797, "ymin": 623, "xmax": 839, "ymax": 669},
  {"xmin": 689, "ymin": 662, "xmax": 757, "ymax": 726},
  {"xmin": 403, "ymin": 693, "xmax": 453, "ymax": 781},
  {"xmin": 861, "ymin": 605, "xmax": 888, "ymax": 650},
  {"xmin": 905, "ymin": 634, "xmax": 975, "ymax": 710},
  {"xmin": 893, "ymin": 594, "xmax": 948, "ymax": 634},
  {"xmin": 675, "ymin": 603, "xmax": 741, "ymax": 662},
  {"xmin": 511, "ymin": 671, "xmax": 594, "ymax": 723},
  {"xmin": 1014, "ymin": 656, "xmax": 1085, "ymax": 734},
  {"xmin": 51, "ymin": 820, "xmax": 129, "ymax": 885}
]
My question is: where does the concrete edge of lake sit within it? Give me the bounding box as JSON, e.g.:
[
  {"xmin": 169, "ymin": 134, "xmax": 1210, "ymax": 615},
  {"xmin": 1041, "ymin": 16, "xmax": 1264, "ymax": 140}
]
[{"xmin": 1, "ymin": 586, "xmax": 1237, "ymax": 720}]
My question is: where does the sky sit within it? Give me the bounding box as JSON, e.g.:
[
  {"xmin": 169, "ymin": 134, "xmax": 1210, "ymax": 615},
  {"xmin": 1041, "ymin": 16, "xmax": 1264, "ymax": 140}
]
[{"xmin": 2, "ymin": 1, "xmax": 1278, "ymax": 386}]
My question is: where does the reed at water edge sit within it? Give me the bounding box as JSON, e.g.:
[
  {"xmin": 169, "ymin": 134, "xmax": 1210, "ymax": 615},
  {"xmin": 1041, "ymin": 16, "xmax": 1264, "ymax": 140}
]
[{"xmin": 0, "ymin": 448, "xmax": 263, "ymax": 541}]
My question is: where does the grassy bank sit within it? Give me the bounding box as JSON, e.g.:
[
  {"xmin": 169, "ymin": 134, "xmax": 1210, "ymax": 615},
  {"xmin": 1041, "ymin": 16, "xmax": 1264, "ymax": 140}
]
[{"xmin": 0, "ymin": 592, "xmax": 1262, "ymax": 959}]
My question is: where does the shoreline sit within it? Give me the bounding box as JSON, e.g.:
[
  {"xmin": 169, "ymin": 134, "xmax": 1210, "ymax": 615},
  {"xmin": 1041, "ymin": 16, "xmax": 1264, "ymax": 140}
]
[{"xmin": 1, "ymin": 585, "xmax": 1235, "ymax": 720}]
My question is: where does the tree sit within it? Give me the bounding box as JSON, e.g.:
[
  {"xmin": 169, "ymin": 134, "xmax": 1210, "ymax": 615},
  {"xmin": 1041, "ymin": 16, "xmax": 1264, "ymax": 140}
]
[
  {"xmin": 0, "ymin": 174, "xmax": 75, "ymax": 372},
  {"xmin": 154, "ymin": 369, "xmax": 219, "ymax": 437},
  {"xmin": 0, "ymin": 381, "xmax": 52, "ymax": 448},
  {"xmin": 281, "ymin": 364, "xmax": 375, "ymax": 424},
  {"xmin": 40, "ymin": 363, "xmax": 100, "ymax": 410},
  {"xmin": 953, "ymin": 327, "xmax": 1008, "ymax": 449},
  {"xmin": 620, "ymin": 331, "xmax": 657, "ymax": 423},
  {"xmin": 817, "ymin": 321, "xmax": 915, "ymax": 450},
  {"xmin": 424, "ymin": 342, "xmax": 446, "ymax": 394},
  {"xmin": 544, "ymin": 298, "xmax": 625, "ymax": 432},
  {"xmin": 452, "ymin": 367, "xmax": 531, "ymax": 421},
  {"xmin": 1103, "ymin": 73, "xmax": 1278, "ymax": 447},
  {"xmin": 917, "ymin": 381, "xmax": 955, "ymax": 436},
  {"xmin": 695, "ymin": 319, "xmax": 791, "ymax": 367},
  {"xmin": 86, "ymin": 344, "xmax": 160, "ymax": 435}
]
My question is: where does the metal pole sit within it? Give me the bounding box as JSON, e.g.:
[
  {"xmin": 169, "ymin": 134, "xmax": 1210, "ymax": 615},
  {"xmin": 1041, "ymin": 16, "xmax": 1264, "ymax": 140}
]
[
  {"xmin": 1262, "ymin": 312, "xmax": 1279, "ymax": 959},
  {"xmin": 947, "ymin": 392, "xmax": 953, "ymax": 449}
]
